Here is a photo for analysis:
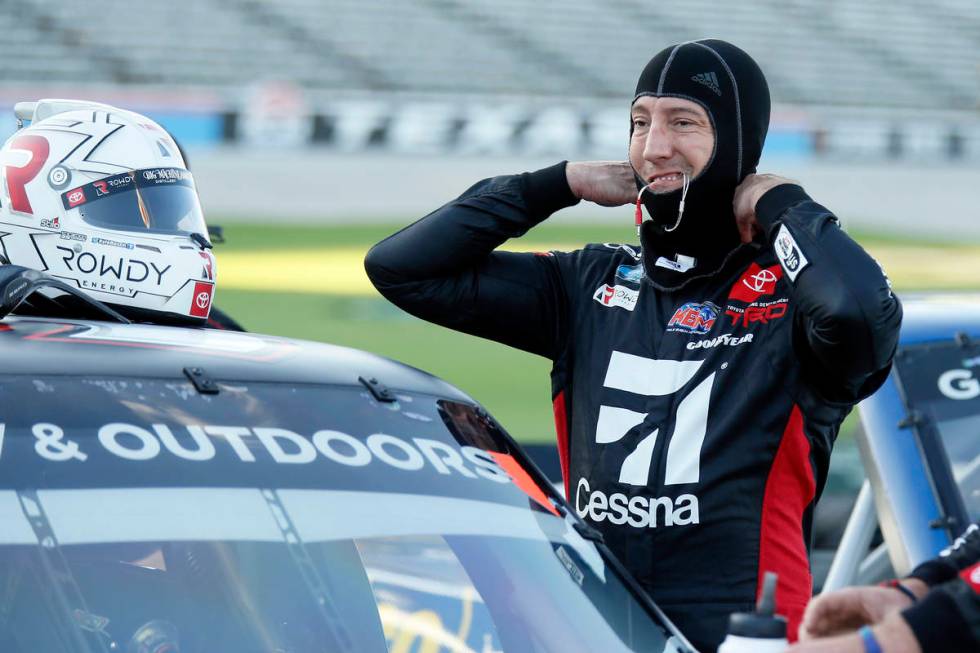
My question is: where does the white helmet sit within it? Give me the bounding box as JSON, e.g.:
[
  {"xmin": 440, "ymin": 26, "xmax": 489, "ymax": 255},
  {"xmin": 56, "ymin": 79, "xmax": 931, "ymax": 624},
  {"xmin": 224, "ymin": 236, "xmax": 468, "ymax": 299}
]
[{"xmin": 0, "ymin": 99, "xmax": 216, "ymax": 324}]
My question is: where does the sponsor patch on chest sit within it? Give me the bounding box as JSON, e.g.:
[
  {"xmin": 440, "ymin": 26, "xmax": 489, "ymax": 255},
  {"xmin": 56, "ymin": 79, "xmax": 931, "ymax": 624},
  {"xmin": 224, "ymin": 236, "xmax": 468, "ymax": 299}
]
[
  {"xmin": 655, "ymin": 254, "xmax": 696, "ymax": 273},
  {"xmin": 686, "ymin": 332, "xmax": 753, "ymax": 350},
  {"xmin": 728, "ymin": 263, "xmax": 782, "ymax": 303},
  {"xmin": 593, "ymin": 283, "xmax": 638, "ymax": 311},
  {"xmin": 615, "ymin": 263, "xmax": 644, "ymax": 284},
  {"xmin": 724, "ymin": 298, "xmax": 789, "ymax": 327},
  {"xmin": 667, "ymin": 301, "xmax": 719, "ymax": 334},
  {"xmin": 724, "ymin": 261, "xmax": 791, "ymax": 330}
]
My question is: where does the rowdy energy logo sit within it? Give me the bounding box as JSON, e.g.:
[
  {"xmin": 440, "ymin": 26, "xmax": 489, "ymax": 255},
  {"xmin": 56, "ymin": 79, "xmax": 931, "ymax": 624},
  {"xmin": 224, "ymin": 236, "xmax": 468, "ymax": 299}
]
[
  {"xmin": 667, "ymin": 301, "xmax": 719, "ymax": 334},
  {"xmin": 56, "ymin": 247, "xmax": 172, "ymax": 285},
  {"xmin": 593, "ymin": 284, "xmax": 638, "ymax": 312}
]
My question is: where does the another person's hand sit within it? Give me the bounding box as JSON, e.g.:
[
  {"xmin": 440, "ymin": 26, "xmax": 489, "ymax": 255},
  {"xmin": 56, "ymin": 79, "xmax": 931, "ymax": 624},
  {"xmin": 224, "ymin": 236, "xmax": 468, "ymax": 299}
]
[
  {"xmin": 785, "ymin": 612, "xmax": 923, "ymax": 653},
  {"xmin": 798, "ymin": 583, "xmax": 924, "ymax": 640},
  {"xmin": 566, "ymin": 161, "xmax": 637, "ymax": 207},
  {"xmin": 732, "ymin": 173, "xmax": 797, "ymax": 243},
  {"xmin": 784, "ymin": 631, "xmax": 865, "ymax": 653}
]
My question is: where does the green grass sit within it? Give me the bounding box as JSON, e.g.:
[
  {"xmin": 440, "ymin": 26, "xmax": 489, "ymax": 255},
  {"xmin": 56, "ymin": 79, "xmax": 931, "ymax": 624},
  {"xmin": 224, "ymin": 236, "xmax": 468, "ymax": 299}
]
[
  {"xmin": 212, "ymin": 221, "xmax": 978, "ymax": 443},
  {"xmin": 212, "ymin": 221, "xmax": 639, "ymax": 253},
  {"xmin": 211, "ymin": 220, "xmax": 977, "ymax": 253}
]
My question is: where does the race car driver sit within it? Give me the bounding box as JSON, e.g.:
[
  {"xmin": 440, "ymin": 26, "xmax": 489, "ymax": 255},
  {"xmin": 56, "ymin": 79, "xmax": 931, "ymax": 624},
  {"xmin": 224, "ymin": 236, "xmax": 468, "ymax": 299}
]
[
  {"xmin": 789, "ymin": 522, "xmax": 980, "ymax": 652},
  {"xmin": 0, "ymin": 99, "xmax": 240, "ymax": 329},
  {"xmin": 365, "ymin": 39, "xmax": 902, "ymax": 650}
]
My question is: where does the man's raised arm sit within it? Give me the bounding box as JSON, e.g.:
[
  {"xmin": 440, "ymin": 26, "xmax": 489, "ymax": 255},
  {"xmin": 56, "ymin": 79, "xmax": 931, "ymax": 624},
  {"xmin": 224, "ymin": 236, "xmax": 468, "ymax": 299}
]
[
  {"xmin": 364, "ymin": 162, "xmax": 580, "ymax": 359},
  {"xmin": 736, "ymin": 176, "xmax": 903, "ymax": 401}
]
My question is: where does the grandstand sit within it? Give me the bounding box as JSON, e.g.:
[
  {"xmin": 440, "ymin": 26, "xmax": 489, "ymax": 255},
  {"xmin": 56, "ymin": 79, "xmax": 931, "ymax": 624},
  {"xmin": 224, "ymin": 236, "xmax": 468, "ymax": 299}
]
[
  {"xmin": 0, "ymin": 0, "xmax": 976, "ymax": 229},
  {"xmin": 0, "ymin": 0, "xmax": 975, "ymax": 111},
  {"xmin": 0, "ymin": 1, "xmax": 971, "ymax": 236}
]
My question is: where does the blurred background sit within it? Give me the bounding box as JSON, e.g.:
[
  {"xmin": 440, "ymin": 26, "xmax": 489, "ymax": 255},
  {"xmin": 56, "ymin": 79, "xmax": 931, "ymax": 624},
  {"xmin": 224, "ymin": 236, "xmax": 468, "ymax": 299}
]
[{"xmin": 0, "ymin": 0, "xmax": 977, "ymax": 460}]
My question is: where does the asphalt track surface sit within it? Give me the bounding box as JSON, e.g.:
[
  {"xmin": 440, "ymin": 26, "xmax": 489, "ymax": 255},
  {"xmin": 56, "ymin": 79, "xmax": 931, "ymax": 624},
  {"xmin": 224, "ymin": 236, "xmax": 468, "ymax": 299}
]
[{"xmin": 194, "ymin": 151, "xmax": 980, "ymax": 239}]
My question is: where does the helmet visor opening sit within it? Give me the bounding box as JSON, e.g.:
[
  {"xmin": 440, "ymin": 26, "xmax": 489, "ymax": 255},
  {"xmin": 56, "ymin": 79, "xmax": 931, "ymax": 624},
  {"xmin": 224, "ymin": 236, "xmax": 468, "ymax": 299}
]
[{"xmin": 61, "ymin": 168, "xmax": 207, "ymax": 236}]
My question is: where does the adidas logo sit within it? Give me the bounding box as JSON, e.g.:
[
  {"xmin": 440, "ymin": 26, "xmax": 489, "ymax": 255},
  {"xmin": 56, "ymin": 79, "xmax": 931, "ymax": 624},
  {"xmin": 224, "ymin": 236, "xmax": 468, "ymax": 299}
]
[{"xmin": 691, "ymin": 71, "xmax": 721, "ymax": 96}]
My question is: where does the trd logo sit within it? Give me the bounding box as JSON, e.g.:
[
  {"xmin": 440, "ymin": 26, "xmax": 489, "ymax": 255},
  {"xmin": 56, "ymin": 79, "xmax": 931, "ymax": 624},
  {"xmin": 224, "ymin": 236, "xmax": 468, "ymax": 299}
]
[{"xmin": 725, "ymin": 301, "xmax": 788, "ymax": 327}]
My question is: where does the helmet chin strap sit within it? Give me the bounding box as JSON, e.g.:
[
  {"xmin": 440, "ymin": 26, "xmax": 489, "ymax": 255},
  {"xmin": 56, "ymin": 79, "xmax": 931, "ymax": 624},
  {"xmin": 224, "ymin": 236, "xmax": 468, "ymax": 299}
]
[
  {"xmin": 633, "ymin": 187, "xmax": 648, "ymax": 237},
  {"xmin": 633, "ymin": 173, "xmax": 691, "ymax": 236},
  {"xmin": 664, "ymin": 173, "xmax": 691, "ymax": 233}
]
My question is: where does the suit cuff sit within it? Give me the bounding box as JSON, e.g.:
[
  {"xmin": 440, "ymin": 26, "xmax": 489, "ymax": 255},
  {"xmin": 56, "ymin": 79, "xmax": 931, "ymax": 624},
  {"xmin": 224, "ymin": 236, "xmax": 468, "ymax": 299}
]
[
  {"xmin": 755, "ymin": 183, "xmax": 811, "ymax": 233},
  {"xmin": 901, "ymin": 584, "xmax": 975, "ymax": 651},
  {"xmin": 909, "ymin": 559, "xmax": 960, "ymax": 587},
  {"xmin": 520, "ymin": 161, "xmax": 579, "ymax": 219}
]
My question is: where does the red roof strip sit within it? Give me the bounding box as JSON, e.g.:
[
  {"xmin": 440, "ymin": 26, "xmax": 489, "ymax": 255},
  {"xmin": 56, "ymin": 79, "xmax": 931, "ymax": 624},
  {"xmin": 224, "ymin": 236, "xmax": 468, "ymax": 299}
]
[{"xmin": 488, "ymin": 451, "xmax": 560, "ymax": 517}]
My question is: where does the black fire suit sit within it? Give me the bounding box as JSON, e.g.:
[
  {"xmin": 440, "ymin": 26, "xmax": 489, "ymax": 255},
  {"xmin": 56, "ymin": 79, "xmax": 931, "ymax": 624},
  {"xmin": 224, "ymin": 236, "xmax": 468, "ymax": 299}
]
[
  {"xmin": 903, "ymin": 522, "xmax": 980, "ymax": 651},
  {"xmin": 365, "ymin": 162, "xmax": 902, "ymax": 650}
]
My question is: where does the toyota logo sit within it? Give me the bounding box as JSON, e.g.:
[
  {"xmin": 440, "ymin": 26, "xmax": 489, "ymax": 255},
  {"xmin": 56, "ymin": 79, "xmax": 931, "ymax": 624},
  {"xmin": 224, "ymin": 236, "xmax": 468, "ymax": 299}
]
[
  {"xmin": 742, "ymin": 269, "xmax": 777, "ymax": 293},
  {"xmin": 195, "ymin": 291, "xmax": 211, "ymax": 310}
]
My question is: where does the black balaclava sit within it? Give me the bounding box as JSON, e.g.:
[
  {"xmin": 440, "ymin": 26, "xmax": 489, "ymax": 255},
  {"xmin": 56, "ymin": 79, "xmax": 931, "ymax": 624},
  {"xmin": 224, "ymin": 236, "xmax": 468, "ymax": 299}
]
[{"xmin": 631, "ymin": 39, "xmax": 770, "ymax": 283}]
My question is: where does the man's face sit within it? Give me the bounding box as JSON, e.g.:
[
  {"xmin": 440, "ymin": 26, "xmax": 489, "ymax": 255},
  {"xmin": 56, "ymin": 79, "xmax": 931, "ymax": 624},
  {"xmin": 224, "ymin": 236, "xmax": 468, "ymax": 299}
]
[{"xmin": 629, "ymin": 96, "xmax": 715, "ymax": 195}]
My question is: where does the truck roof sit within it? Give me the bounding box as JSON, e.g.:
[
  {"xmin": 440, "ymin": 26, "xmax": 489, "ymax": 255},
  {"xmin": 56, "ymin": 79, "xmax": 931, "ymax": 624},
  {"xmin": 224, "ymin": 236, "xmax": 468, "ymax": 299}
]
[{"xmin": 0, "ymin": 315, "xmax": 472, "ymax": 401}]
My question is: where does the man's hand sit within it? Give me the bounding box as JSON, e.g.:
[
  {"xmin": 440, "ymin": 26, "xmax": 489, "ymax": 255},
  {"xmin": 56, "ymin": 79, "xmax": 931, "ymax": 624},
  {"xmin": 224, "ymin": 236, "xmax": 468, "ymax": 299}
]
[
  {"xmin": 798, "ymin": 585, "xmax": 923, "ymax": 640},
  {"xmin": 732, "ymin": 173, "xmax": 797, "ymax": 243},
  {"xmin": 566, "ymin": 161, "xmax": 637, "ymax": 207},
  {"xmin": 785, "ymin": 612, "xmax": 923, "ymax": 653}
]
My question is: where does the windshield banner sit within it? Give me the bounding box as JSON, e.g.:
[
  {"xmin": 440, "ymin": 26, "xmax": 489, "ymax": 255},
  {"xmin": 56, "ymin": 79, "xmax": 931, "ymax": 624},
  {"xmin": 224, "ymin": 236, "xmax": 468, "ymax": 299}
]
[{"xmin": 0, "ymin": 378, "xmax": 563, "ymax": 521}]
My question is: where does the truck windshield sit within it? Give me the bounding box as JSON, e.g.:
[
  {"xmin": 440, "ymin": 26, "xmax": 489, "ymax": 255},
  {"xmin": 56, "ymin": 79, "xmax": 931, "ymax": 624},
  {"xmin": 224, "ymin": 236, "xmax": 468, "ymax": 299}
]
[
  {"xmin": 895, "ymin": 341, "xmax": 980, "ymax": 522},
  {"xmin": 0, "ymin": 376, "xmax": 686, "ymax": 653}
]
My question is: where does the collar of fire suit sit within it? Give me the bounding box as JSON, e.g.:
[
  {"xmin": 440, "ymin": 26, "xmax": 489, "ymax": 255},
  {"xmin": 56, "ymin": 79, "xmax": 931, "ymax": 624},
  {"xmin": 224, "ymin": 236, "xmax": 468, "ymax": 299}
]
[{"xmin": 640, "ymin": 226, "xmax": 760, "ymax": 292}]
